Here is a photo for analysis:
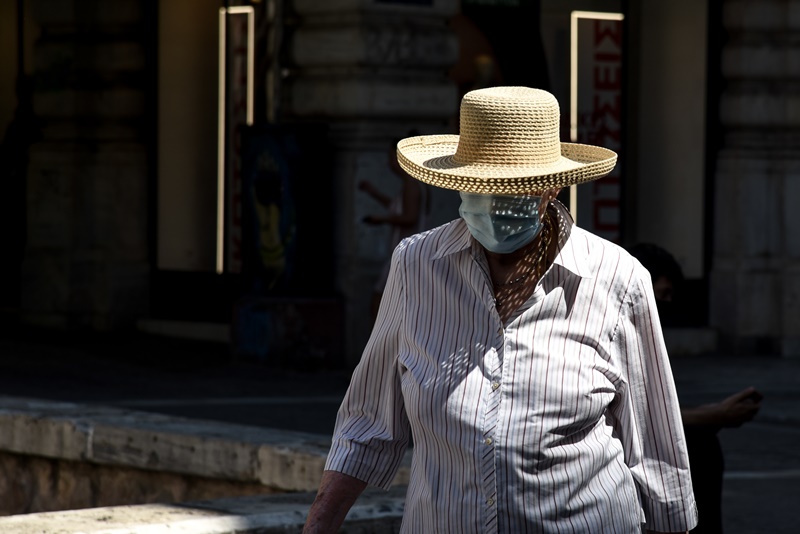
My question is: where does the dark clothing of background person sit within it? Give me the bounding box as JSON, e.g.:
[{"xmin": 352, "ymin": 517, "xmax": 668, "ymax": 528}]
[{"xmin": 684, "ymin": 426, "xmax": 725, "ymax": 534}]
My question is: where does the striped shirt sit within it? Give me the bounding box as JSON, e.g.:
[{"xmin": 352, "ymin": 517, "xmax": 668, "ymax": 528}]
[{"xmin": 326, "ymin": 201, "xmax": 697, "ymax": 533}]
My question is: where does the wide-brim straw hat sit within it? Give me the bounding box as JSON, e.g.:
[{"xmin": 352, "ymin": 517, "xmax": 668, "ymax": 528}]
[{"xmin": 396, "ymin": 86, "xmax": 617, "ymax": 194}]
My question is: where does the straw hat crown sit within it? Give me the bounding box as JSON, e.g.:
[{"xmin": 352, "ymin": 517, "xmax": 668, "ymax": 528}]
[
  {"xmin": 454, "ymin": 87, "xmax": 562, "ymax": 167},
  {"xmin": 396, "ymin": 86, "xmax": 617, "ymax": 194}
]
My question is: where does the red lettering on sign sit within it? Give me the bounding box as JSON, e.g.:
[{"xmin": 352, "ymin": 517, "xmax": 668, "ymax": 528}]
[
  {"xmin": 594, "ymin": 64, "xmax": 621, "ymax": 90},
  {"xmin": 575, "ymin": 18, "xmax": 624, "ymax": 242},
  {"xmin": 224, "ymin": 14, "xmax": 251, "ymax": 271},
  {"xmin": 595, "ymin": 52, "xmax": 621, "ymax": 62},
  {"xmin": 594, "ymin": 20, "xmax": 622, "ymax": 47}
]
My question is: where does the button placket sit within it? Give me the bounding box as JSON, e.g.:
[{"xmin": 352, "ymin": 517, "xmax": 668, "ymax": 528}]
[{"xmin": 481, "ymin": 333, "xmax": 502, "ymax": 533}]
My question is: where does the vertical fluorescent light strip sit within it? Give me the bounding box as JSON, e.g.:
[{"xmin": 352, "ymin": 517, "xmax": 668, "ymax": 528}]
[
  {"xmin": 217, "ymin": 8, "xmax": 227, "ymax": 274},
  {"xmin": 217, "ymin": 6, "xmax": 255, "ymax": 274},
  {"xmin": 569, "ymin": 11, "xmax": 624, "ymax": 223}
]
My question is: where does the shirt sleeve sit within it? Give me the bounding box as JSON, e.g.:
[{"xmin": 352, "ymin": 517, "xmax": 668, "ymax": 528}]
[
  {"xmin": 610, "ymin": 262, "xmax": 698, "ymax": 532},
  {"xmin": 324, "ymin": 244, "xmax": 411, "ymax": 490}
]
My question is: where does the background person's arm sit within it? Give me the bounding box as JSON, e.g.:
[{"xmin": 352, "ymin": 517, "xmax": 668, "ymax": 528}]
[
  {"xmin": 681, "ymin": 387, "xmax": 763, "ymax": 428},
  {"xmin": 303, "ymin": 471, "xmax": 368, "ymax": 534}
]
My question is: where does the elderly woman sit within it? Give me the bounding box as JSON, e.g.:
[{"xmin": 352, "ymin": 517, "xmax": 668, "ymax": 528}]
[{"xmin": 304, "ymin": 87, "xmax": 697, "ymax": 534}]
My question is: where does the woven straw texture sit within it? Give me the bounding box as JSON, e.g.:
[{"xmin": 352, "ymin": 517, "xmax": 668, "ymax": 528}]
[{"xmin": 397, "ymin": 87, "xmax": 617, "ymax": 194}]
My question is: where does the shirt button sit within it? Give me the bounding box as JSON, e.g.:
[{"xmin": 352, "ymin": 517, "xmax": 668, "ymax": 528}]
[
  {"xmin": 487, "ymin": 498, "xmax": 495, "ymax": 506},
  {"xmin": 492, "ymin": 382, "xmax": 500, "ymax": 391},
  {"xmin": 485, "ymin": 437, "xmax": 493, "ymax": 445}
]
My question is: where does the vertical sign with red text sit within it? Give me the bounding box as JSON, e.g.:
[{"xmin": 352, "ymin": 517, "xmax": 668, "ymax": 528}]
[
  {"xmin": 575, "ymin": 16, "xmax": 623, "ymax": 243},
  {"xmin": 225, "ymin": 13, "xmax": 249, "ymax": 273}
]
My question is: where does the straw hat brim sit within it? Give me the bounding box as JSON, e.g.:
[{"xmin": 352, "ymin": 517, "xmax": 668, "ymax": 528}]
[{"xmin": 397, "ymin": 134, "xmax": 618, "ymax": 194}]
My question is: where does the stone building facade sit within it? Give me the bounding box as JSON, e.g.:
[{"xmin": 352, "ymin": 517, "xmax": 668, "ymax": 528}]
[
  {"xmin": 710, "ymin": 0, "xmax": 800, "ymax": 356},
  {"xmin": 21, "ymin": 0, "xmax": 151, "ymax": 330}
]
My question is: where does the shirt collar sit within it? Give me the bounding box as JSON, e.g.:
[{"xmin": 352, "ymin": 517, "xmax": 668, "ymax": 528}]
[
  {"xmin": 431, "ymin": 219, "xmax": 473, "ymax": 260},
  {"xmin": 549, "ymin": 200, "xmax": 595, "ymax": 279},
  {"xmin": 432, "ymin": 200, "xmax": 595, "ymax": 279}
]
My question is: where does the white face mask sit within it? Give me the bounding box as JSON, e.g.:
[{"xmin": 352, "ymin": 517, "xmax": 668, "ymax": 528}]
[{"xmin": 458, "ymin": 192, "xmax": 544, "ymax": 254}]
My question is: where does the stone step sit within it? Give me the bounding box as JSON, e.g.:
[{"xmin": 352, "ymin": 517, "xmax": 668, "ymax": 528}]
[{"xmin": 0, "ymin": 397, "xmax": 410, "ymax": 516}]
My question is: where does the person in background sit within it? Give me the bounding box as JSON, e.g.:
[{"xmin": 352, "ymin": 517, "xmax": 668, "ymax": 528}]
[
  {"xmin": 359, "ymin": 132, "xmax": 430, "ymax": 320},
  {"xmin": 305, "ymin": 87, "xmax": 697, "ymax": 534},
  {"xmin": 629, "ymin": 242, "xmax": 763, "ymax": 534}
]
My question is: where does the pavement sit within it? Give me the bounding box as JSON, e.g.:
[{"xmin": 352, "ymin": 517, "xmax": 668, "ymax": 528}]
[
  {"xmin": 1, "ymin": 325, "xmax": 799, "ymax": 533},
  {"xmin": 0, "ymin": 326, "xmax": 352, "ymax": 435}
]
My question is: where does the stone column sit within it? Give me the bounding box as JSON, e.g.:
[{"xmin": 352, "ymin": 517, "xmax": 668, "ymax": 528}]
[
  {"xmin": 22, "ymin": 0, "xmax": 150, "ymax": 329},
  {"xmin": 286, "ymin": 0, "xmax": 460, "ymax": 364},
  {"xmin": 711, "ymin": 0, "xmax": 800, "ymax": 356}
]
